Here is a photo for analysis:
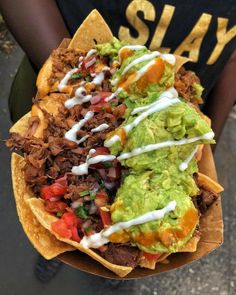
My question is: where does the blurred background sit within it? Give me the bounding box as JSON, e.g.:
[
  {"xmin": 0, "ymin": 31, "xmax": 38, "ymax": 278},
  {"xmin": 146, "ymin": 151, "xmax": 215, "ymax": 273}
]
[{"xmin": 0, "ymin": 16, "xmax": 236, "ymax": 295}]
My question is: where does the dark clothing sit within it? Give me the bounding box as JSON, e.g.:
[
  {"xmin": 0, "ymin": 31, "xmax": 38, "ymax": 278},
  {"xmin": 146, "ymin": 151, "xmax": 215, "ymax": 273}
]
[{"xmin": 56, "ymin": 0, "xmax": 236, "ymax": 97}]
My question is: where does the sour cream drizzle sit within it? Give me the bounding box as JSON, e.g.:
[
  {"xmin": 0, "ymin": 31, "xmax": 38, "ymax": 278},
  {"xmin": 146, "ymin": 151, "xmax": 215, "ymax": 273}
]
[
  {"xmin": 91, "ymin": 72, "xmax": 105, "ymax": 85},
  {"xmin": 64, "ymin": 111, "xmax": 94, "ymax": 144},
  {"xmin": 65, "ymin": 87, "xmax": 92, "ymax": 109},
  {"xmin": 58, "ymin": 68, "xmax": 78, "ymax": 91},
  {"xmin": 91, "ymin": 123, "xmax": 109, "ymax": 133},
  {"xmin": 117, "ymin": 132, "xmax": 214, "ymax": 161},
  {"xmin": 105, "ymin": 94, "xmax": 180, "ymax": 147},
  {"xmin": 118, "ymin": 45, "xmax": 146, "ymax": 62},
  {"xmin": 85, "ymin": 49, "xmax": 97, "ymax": 59},
  {"xmin": 121, "ymin": 52, "xmax": 160, "ymax": 76},
  {"xmin": 80, "ymin": 200, "xmax": 177, "ymax": 249},
  {"xmin": 105, "ymin": 88, "xmax": 122, "ymax": 102},
  {"xmin": 72, "ymin": 149, "xmax": 116, "ymax": 176},
  {"xmin": 179, "ymin": 145, "xmax": 198, "ymax": 171}
]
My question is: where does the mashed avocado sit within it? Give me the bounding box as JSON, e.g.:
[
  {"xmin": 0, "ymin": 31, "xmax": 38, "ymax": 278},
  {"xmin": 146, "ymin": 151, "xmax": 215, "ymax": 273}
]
[
  {"xmin": 96, "ymin": 37, "xmax": 124, "ymax": 59},
  {"xmin": 111, "ymin": 172, "xmax": 199, "ymax": 253},
  {"xmin": 98, "ymin": 38, "xmax": 214, "ymax": 254}
]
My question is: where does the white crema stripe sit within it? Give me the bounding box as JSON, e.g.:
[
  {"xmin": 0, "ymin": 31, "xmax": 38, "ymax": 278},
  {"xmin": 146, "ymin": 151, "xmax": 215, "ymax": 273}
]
[
  {"xmin": 91, "ymin": 72, "xmax": 105, "ymax": 85},
  {"xmin": 64, "ymin": 87, "xmax": 92, "ymax": 109},
  {"xmin": 104, "ymin": 96, "xmax": 180, "ymax": 147},
  {"xmin": 179, "ymin": 145, "xmax": 199, "ymax": 171},
  {"xmin": 91, "ymin": 124, "xmax": 109, "ymax": 133},
  {"xmin": 72, "ymin": 152, "xmax": 116, "ymax": 176},
  {"xmin": 121, "ymin": 52, "xmax": 160, "ymax": 76},
  {"xmin": 118, "ymin": 45, "xmax": 146, "ymax": 62},
  {"xmin": 117, "ymin": 132, "xmax": 215, "ymax": 161},
  {"xmin": 64, "ymin": 111, "xmax": 94, "ymax": 144},
  {"xmin": 85, "ymin": 49, "xmax": 97, "ymax": 59},
  {"xmin": 58, "ymin": 68, "xmax": 78, "ymax": 91},
  {"xmin": 80, "ymin": 200, "xmax": 177, "ymax": 249}
]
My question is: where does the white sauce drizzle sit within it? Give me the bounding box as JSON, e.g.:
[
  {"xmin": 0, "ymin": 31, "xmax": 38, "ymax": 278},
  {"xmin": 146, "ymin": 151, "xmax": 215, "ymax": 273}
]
[
  {"xmin": 117, "ymin": 132, "xmax": 214, "ymax": 161},
  {"xmin": 105, "ymin": 88, "xmax": 122, "ymax": 102},
  {"xmin": 179, "ymin": 145, "xmax": 198, "ymax": 171},
  {"xmin": 58, "ymin": 68, "xmax": 78, "ymax": 91},
  {"xmin": 80, "ymin": 200, "xmax": 177, "ymax": 249},
  {"xmin": 91, "ymin": 72, "xmax": 105, "ymax": 85},
  {"xmin": 72, "ymin": 149, "xmax": 116, "ymax": 176},
  {"xmin": 91, "ymin": 123, "xmax": 109, "ymax": 133},
  {"xmin": 121, "ymin": 52, "xmax": 161, "ymax": 76},
  {"xmin": 131, "ymin": 88, "xmax": 178, "ymax": 115},
  {"xmin": 105, "ymin": 94, "xmax": 180, "ymax": 147},
  {"xmin": 85, "ymin": 57, "xmax": 96, "ymax": 68},
  {"xmin": 64, "ymin": 87, "xmax": 92, "ymax": 109},
  {"xmin": 118, "ymin": 45, "xmax": 146, "ymax": 62},
  {"xmin": 85, "ymin": 49, "xmax": 97, "ymax": 59},
  {"xmin": 64, "ymin": 111, "xmax": 94, "ymax": 144}
]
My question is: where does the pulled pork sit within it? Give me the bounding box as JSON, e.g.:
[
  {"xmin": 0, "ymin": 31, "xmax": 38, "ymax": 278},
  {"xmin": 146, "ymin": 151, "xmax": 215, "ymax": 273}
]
[
  {"xmin": 101, "ymin": 243, "xmax": 141, "ymax": 268},
  {"xmin": 175, "ymin": 67, "xmax": 203, "ymax": 105}
]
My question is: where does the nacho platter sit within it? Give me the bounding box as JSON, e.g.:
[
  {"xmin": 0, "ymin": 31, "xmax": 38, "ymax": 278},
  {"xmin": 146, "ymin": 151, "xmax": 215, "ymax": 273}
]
[{"xmin": 7, "ymin": 10, "xmax": 223, "ymax": 278}]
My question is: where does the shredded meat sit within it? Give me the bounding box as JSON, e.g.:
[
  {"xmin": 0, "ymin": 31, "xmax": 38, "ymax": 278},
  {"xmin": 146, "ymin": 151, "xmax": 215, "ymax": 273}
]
[
  {"xmin": 174, "ymin": 67, "xmax": 203, "ymax": 105},
  {"xmin": 49, "ymin": 48, "xmax": 84, "ymax": 86},
  {"xmin": 100, "ymin": 243, "xmax": 141, "ymax": 268},
  {"xmin": 193, "ymin": 174, "xmax": 219, "ymax": 214},
  {"xmin": 193, "ymin": 188, "xmax": 218, "ymax": 214}
]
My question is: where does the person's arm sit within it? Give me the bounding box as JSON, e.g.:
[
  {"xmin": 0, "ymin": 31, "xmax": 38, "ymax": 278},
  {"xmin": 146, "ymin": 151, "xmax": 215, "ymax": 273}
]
[
  {"xmin": 0, "ymin": 0, "xmax": 70, "ymax": 69},
  {"xmin": 203, "ymin": 50, "xmax": 236, "ymax": 146}
]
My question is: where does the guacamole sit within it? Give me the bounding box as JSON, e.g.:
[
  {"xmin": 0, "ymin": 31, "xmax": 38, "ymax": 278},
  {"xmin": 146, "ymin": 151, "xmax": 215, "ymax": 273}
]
[
  {"xmin": 111, "ymin": 172, "xmax": 199, "ymax": 253},
  {"xmin": 98, "ymin": 38, "xmax": 214, "ymax": 254}
]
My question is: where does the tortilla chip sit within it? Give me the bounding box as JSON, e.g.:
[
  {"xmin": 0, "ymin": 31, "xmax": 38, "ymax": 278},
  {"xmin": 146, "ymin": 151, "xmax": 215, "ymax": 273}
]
[
  {"xmin": 36, "ymin": 57, "xmax": 53, "ymax": 98},
  {"xmin": 197, "ymin": 172, "xmax": 224, "ymax": 194},
  {"xmin": 139, "ymin": 235, "xmax": 200, "ymax": 270},
  {"xmin": 174, "ymin": 55, "xmax": 191, "ymax": 73},
  {"xmin": 11, "ymin": 153, "xmax": 75, "ymax": 259},
  {"xmin": 10, "ymin": 112, "xmax": 31, "ymax": 136},
  {"xmin": 68, "ymin": 9, "xmax": 113, "ymax": 51},
  {"xmin": 27, "ymin": 197, "xmax": 133, "ymax": 278}
]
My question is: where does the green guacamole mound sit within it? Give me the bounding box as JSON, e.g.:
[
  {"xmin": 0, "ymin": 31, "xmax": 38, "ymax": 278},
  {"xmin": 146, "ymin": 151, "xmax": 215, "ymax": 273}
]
[
  {"xmin": 96, "ymin": 37, "xmax": 124, "ymax": 59},
  {"xmin": 111, "ymin": 172, "xmax": 198, "ymax": 253}
]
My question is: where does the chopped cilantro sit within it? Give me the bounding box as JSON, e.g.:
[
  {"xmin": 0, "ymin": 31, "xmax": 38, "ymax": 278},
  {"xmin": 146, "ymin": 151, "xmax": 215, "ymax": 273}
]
[
  {"xmin": 85, "ymin": 76, "xmax": 91, "ymax": 82},
  {"xmin": 101, "ymin": 106, "xmax": 106, "ymax": 111},
  {"xmin": 71, "ymin": 73, "xmax": 82, "ymax": 79},
  {"xmin": 124, "ymin": 98, "xmax": 136, "ymax": 109},
  {"xmin": 89, "ymin": 190, "xmax": 96, "ymax": 200},
  {"xmin": 103, "ymin": 161, "xmax": 113, "ymax": 168},
  {"xmin": 110, "ymin": 102, "xmax": 117, "ymax": 109},
  {"xmin": 84, "ymin": 226, "xmax": 95, "ymax": 233},
  {"xmin": 75, "ymin": 206, "xmax": 89, "ymax": 219},
  {"xmin": 79, "ymin": 190, "xmax": 90, "ymax": 197},
  {"xmin": 56, "ymin": 212, "xmax": 63, "ymax": 217}
]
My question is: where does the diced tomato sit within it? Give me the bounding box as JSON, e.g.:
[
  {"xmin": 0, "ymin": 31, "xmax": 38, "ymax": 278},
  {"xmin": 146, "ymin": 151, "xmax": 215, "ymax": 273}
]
[
  {"xmin": 71, "ymin": 227, "xmax": 81, "ymax": 242},
  {"xmin": 50, "ymin": 183, "xmax": 67, "ymax": 197},
  {"xmin": 61, "ymin": 212, "xmax": 78, "ymax": 228},
  {"xmin": 40, "ymin": 182, "xmax": 67, "ymax": 200},
  {"xmin": 113, "ymin": 104, "xmax": 127, "ymax": 119},
  {"xmin": 91, "ymin": 102, "xmax": 112, "ymax": 113},
  {"xmin": 40, "ymin": 185, "xmax": 54, "ymax": 200},
  {"xmin": 98, "ymin": 208, "xmax": 112, "ymax": 227},
  {"xmin": 143, "ymin": 252, "xmax": 162, "ymax": 261},
  {"xmin": 92, "ymin": 147, "xmax": 110, "ymax": 157},
  {"xmin": 100, "ymin": 92, "xmax": 112, "ymax": 99},
  {"xmin": 44, "ymin": 200, "xmax": 68, "ymax": 213},
  {"xmin": 95, "ymin": 192, "xmax": 109, "ymax": 207},
  {"xmin": 52, "ymin": 220, "xmax": 72, "ymax": 239}
]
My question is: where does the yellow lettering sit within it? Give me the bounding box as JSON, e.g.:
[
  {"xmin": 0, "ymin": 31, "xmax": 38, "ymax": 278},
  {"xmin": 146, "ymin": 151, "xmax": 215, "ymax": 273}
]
[
  {"xmin": 207, "ymin": 18, "xmax": 236, "ymax": 65},
  {"xmin": 118, "ymin": 0, "xmax": 155, "ymax": 45},
  {"xmin": 174, "ymin": 13, "xmax": 212, "ymax": 62},
  {"xmin": 149, "ymin": 5, "xmax": 175, "ymax": 53}
]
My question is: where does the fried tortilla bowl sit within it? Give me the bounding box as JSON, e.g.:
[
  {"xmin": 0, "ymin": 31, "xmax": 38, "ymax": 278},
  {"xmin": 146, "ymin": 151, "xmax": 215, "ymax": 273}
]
[{"xmin": 9, "ymin": 10, "xmax": 224, "ymax": 279}]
